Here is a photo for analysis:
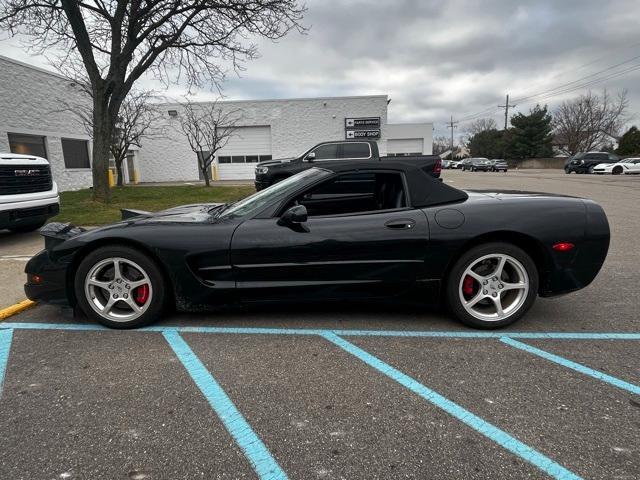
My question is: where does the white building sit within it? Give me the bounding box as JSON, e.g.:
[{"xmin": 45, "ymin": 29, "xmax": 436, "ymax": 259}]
[{"xmin": 0, "ymin": 54, "xmax": 433, "ymax": 189}]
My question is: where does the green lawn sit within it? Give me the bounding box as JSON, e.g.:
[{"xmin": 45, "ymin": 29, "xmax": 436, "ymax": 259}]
[{"xmin": 57, "ymin": 185, "xmax": 256, "ymax": 226}]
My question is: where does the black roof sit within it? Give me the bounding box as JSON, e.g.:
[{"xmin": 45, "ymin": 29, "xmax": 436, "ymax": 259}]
[{"xmin": 316, "ymin": 159, "xmax": 468, "ymax": 207}]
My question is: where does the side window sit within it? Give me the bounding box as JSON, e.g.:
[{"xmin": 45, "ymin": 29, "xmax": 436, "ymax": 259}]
[
  {"xmin": 341, "ymin": 142, "xmax": 371, "ymax": 159},
  {"xmin": 288, "ymin": 172, "xmax": 407, "ymax": 217},
  {"xmin": 596, "ymin": 153, "xmax": 609, "ymax": 161},
  {"xmin": 310, "ymin": 143, "xmax": 338, "ymax": 160}
]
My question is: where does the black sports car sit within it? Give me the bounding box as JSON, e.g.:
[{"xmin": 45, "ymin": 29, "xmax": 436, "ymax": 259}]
[{"xmin": 25, "ymin": 159, "xmax": 610, "ymax": 329}]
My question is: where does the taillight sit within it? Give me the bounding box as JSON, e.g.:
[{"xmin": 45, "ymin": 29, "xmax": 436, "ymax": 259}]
[
  {"xmin": 552, "ymin": 242, "xmax": 575, "ymax": 252},
  {"xmin": 434, "ymin": 158, "xmax": 442, "ymax": 175}
]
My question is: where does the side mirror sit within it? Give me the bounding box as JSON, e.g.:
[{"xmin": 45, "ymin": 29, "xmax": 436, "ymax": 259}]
[
  {"xmin": 304, "ymin": 152, "xmax": 316, "ymax": 162},
  {"xmin": 278, "ymin": 205, "xmax": 308, "ymax": 226}
]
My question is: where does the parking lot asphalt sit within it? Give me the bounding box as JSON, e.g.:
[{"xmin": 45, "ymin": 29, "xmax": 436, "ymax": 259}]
[{"xmin": 1, "ymin": 169, "xmax": 639, "ymax": 480}]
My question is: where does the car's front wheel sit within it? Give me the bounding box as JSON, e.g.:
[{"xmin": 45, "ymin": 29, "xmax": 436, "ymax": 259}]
[
  {"xmin": 446, "ymin": 242, "xmax": 538, "ymax": 329},
  {"xmin": 612, "ymin": 166, "xmax": 623, "ymax": 175},
  {"xmin": 74, "ymin": 245, "xmax": 166, "ymax": 328}
]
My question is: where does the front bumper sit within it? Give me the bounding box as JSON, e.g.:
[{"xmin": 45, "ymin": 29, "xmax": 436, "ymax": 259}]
[
  {"xmin": 0, "ymin": 201, "xmax": 59, "ymax": 230},
  {"xmin": 255, "ymin": 180, "xmax": 269, "ymax": 191},
  {"xmin": 24, "ymin": 249, "xmax": 71, "ymax": 305}
]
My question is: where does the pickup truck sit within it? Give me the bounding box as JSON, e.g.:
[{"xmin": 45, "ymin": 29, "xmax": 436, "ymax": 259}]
[
  {"xmin": 254, "ymin": 140, "xmax": 441, "ymax": 190},
  {"xmin": 0, "ymin": 153, "xmax": 60, "ymax": 232}
]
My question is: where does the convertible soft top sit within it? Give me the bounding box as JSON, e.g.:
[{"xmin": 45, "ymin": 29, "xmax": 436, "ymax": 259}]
[{"xmin": 317, "ymin": 159, "xmax": 469, "ymax": 207}]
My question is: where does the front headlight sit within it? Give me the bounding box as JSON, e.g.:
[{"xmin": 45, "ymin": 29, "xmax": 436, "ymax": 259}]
[{"xmin": 255, "ymin": 166, "xmax": 269, "ymax": 175}]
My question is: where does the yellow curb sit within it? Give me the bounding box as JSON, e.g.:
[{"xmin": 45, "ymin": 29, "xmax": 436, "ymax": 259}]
[{"xmin": 0, "ymin": 300, "xmax": 36, "ymax": 320}]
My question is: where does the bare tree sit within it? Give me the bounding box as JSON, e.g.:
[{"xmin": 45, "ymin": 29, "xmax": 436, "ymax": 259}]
[
  {"xmin": 110, "ymin": 91, "xmax": 163, "ymax": 186},
  {"xmin": 56, "ymin": 88, "xmax": 163, "ymax": 186},
  {"xmin": 178, "ymin": 99, "xmax": 243, "ymax": 187},
  {"xmin": 0, "ymin": 1, "xmax": 306, "ymax": 201},
  {"xmin": 553, "ymin": 90, "xmax": 628, "ymax": 155},
  {"xmin": 432, "ymin": 135, "xmax": 450, "ymax": 155},
  {"xmin": 465, "ymin": 118, "xmax": 497, "ymax": 137}
]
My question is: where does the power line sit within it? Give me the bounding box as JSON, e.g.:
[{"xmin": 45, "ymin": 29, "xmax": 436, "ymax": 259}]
[
  {"xmin": 498, "ymin": 94, "xmax": 516, "ymax": 130},
  {"xmin": 446, "ymin": 116, "xmax": 458, "ymax": 155},
  {"xmin": 458, "ymin": 48, "xmax": 640, "ymax": 124}
]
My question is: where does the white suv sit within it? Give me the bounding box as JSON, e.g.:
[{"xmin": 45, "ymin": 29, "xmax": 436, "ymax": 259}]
[{"xmin": 0, "ymin": 153, "xmax": 60, "ymax": 232}]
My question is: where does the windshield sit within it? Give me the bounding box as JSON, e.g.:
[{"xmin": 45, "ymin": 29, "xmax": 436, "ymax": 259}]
[{"xmin": 218, "ymin": 168, "xmax": 331, "ymax": 218}]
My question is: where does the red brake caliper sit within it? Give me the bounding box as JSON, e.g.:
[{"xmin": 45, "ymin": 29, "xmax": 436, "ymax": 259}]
[
  {"xmin": 462, "ymin": 275, "xmax": 475, "ymax": 296},
  {"xmin": 134, "ymin": 284, "xmax": 149, "ymax": 305}
]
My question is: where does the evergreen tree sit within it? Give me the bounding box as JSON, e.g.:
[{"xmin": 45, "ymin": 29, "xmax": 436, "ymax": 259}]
[
  {"xmin": 616, "ymin": 126, "xmax": 640, "ymax": 155},
  {"xmin": 468, "ymin": 129, "xmax": 505, "ymax": 158},
  {"xmin": 509, "ymin": 105, "xmax": 553, "ymax": 158}
]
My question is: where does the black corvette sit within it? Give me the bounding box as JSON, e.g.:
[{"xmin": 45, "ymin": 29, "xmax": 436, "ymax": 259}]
[{"xmin": 25, "ymin": 159, "xmax": 610, "ymax": 329}]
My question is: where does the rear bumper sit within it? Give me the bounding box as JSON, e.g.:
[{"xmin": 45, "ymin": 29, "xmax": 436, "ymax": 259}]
[
  {"xmin": 24, "ymin": 249, "xmax": 71, "ymax": 305},
  {"xmin": 540, "ymin": 201, "xmax": 610, "ymax": 297},
  {"xmin": 0, "ymin": 200, "xmax": 59, "ymax": 230}
]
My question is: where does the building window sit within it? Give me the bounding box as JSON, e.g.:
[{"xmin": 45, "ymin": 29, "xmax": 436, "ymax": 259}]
[
  {"xmin": 8, "ymin": 133, "xmax": 48, "ymax": 158},
  {"xmin": 61, "ymin": 138, "xmax": 91, "ymax": 169},
  {"xmin": 217, "ymin": 154, "xmax": 272, "ymax": 164}
]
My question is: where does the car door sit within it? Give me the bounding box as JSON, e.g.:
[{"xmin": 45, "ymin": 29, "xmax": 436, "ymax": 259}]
[
  {"xmin": 229, "ymin": 171, "xmax": 429, "ymax": 302},
  {"xmin": 629, "ymin": 159, "xmax": 640, "ymax": 173}
]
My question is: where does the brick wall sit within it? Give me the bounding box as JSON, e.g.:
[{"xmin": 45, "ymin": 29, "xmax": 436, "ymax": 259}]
[
  {"xmin": 0, "ymin": 55, "xmax": 93, "ymax": 191},
  {"xmin": 138, "ymin": 96, "xmax": 389, "ymax": 182}
]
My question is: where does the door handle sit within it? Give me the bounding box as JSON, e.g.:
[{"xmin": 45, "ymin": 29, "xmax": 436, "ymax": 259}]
[{"xmin": 384, "ymin": 219, "xmax": 415, "ymax": 230}]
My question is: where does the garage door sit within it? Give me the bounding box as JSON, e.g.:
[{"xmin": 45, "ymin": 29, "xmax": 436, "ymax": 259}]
[
  {"xmin": 387, "ymin": 138, "xmax": 424, "ymax": 156},
  {"xmin": 216, "ymin": 126, "xmax": 272, "ymax": 180}
]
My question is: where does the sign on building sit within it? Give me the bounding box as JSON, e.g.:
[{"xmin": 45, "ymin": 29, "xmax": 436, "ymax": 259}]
[{"xmin": 345, "ymin": 117, "xmax": 381, "ymax": 139}]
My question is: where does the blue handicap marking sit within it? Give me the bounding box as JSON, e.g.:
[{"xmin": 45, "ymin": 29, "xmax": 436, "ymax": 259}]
[
  {"xmin": 0, "ymin": 328, "xmax": 14, "ymax": 399},
  {"xmin": 501, "ymin": 337, "xmax": 640, "ymax": 395},
  {"xmin": 162, "ymin": 329, "xmax": 288, "ymax": 480},
  {"xmin": 321, "ymin": 331, "xmax": 583, "ymax": 480}
]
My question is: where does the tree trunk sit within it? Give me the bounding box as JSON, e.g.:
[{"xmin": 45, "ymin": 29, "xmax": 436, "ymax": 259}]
[
  {"xmin": 92, "ymin": 98, "xmax": 113, "ymax": 202},
  {"xmin": 203, "ymin": 165, "xmax": 211, "ymax": 187},
  {"xmin": 115, "ymin": 157, "xmax": 124, "ymax": 187}
]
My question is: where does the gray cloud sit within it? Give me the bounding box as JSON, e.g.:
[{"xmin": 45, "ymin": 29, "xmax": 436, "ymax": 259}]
[{"xmin": 2, "ymin": 0, "xmax": 638, "ymax": 137}]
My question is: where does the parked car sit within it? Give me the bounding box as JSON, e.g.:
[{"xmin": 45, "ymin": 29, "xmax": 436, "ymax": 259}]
[
  {"xmin": 489, "ymin": 159, "xmax": 508, "ymax": 172},
  {"xmin": 25, "ymin": 158, "xmax": 609, "ymax": 330},
  {"xmin": 254, "ymin": 140, "xmax": 441, "ymax": 190},
  {"xmin": 441, "ymin": 159, "xmax": 452, "ymax": 169},
  {"xmin": 593, "ymin": 158, "xmax": 640, "ymax": 175},
  {"xmin": 0, "ymin": 153, "xmax": 60, "ymax": 233},
  {"xmin": 462, "ymin": 158, "xmax": 492, "ymax": 172},
  {"xmin": 450, "ymin": 160, "xmax": 463, "ymax": 169},
  {"xmin": 564, "ymin": 152, "xmax": 620, "ymax": 174}
]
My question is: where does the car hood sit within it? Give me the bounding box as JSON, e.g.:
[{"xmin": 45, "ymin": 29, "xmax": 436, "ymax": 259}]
[{"xmin": 256, "ymin": 157, "xmax": 295, "ymax": 168}]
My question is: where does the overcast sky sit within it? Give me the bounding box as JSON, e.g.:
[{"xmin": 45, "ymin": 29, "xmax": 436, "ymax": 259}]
[{"xmin": 1, "ymin": 0, "xmax": 639, "ymax": 138}]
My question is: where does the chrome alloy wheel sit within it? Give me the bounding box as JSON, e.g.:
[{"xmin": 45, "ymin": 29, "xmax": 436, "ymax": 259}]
[
  {"xmin": 84, "ymin": 257, "xmax": 153, "ymax": 322},
  {"xmin": 458, "ymin": 253, "xmax": 529, "ymax": 322}
]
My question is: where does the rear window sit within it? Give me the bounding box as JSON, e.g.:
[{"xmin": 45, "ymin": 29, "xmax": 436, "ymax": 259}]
[{"xmin": 341, "ymin": 142, "xmax": 371, "ymax": 159}]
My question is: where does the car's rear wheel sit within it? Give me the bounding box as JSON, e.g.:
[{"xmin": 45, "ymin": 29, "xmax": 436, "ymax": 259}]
[
  {"xmin": 74, "ymin": 245, "xmax": 166, "ymax": 328},
  {"xmin": 588, "ymin": 165, "xmax": 595, "ymax": 174},
  {"xmin": 446, "ymin": 242, "xmax": 538, "ymax": 329}
]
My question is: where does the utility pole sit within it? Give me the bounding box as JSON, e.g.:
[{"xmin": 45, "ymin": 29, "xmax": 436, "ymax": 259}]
[
  {"xmin": 498, "ymin": 94, "xmax": 516, "ymax": 130},
  {"xmin": 446, "ymin": 115, "xmax": 458, "ymax": 159}
]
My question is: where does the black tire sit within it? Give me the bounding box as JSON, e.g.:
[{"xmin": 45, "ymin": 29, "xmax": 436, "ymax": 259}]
[
  {"xmin": 8, "ymin": 220, "xmax": 46, "ymax": 233},
  {"xmin": 588, "ymin": 165, "xmax": 595, "ymax": 174},
  {"xmin": 612, "ymin": 166, "xmax": 623, "ymax": 175},
  {"xmin": 564, "ymin": 168, "xmax": 571, "ymax": 174},
  {"xmin": 446, "ymin": 242, "xmax": 539, "ymax": 329},
  {"xmin": 74, "ymin": 245, "xmax": 166, "ymax": 329}
]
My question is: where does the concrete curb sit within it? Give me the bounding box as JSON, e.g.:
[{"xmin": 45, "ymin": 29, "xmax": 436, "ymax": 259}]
[{"xmin": 0, "ymin": 300, "xmax": 36, "ymax": 320}]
